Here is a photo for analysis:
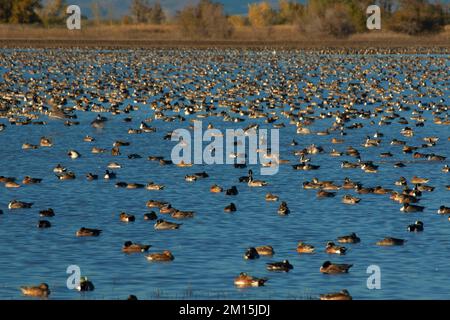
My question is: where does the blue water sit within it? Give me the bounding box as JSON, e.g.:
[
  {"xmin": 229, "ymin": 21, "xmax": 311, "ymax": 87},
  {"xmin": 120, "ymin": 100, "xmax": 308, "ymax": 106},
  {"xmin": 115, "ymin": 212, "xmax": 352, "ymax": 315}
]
[{"xmin": 0, "ymin": 49, "xmax": 449, "ymax": 299}]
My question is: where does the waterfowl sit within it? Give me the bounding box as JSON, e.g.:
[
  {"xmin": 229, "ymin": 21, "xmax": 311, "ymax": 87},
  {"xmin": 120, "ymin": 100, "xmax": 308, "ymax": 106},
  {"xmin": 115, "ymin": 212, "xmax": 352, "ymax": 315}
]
[
  {"xmin": 376, "ymin": 237, "xmax": 406, "ymax": 246},
  {"xmin": 56, "ymin": 171, "xmax": 76, "ymax": 180},
  {"xmin": 247, "ymin": 170, "xmax": 268, "ymax": 187},
  {"xmin": 355, "ymin": 184, "xmax": 373, "ymax": 194},
  {"xmin": 126, "ymin": 183, "xmax": 145, "ymax": 189},
  {"xmin": 76, "ymin": 277, "xmax": 95, "ymax": 292},
  {"xmin": 86, "ymin": 173, "xmax": 98, "ymax": 181},
  {"xmin": 146, "ymin": 200, "xmax": 169, "ymax": 208},
  {"xmin": 400, "ymin": 203, "xmax": 424, "ymax": 212},
  {"xmin": 107, "ymin": 162, "xmax": 121, "ymax": 169},
  {"xmin": 415, "ymin": 184, "xmax": 435, "ymax": 192},
  {"xmin": 317, "ymin": 190, "xmax": 336, "ymax": 198},
  {"xmin": 438, "ymin": 206, "xmax": 450, "ymax": 214},
  {"xmin": 144, "ymin": 212, "xmax": 158, "ymax": 220},
  {"xmin": 337, "ymin": 233, "xmax": 360, "ymax": 244},
  {"xmin": 325, "ymin": 242, "xmax": 347, "ymax": 255},
  {"xmin": 0, "ymin": 124, "xmax": 5, "ymax": 131},
  {"xmin": 320, "ymin": 261, "xmax": 353, "ymax": 274},
  {"xmin": 37, "ymin": 220, "xmax": 51, "ymax": 228},
  {"xmin": 442, "ymin": 165, "xmax": 450, "ymax": 173},
  {"xmin": 296, "ymin": 242, "xmax": 315, "ymax": 254},
  {"xmin": 20, "ymin": 283, "xmax": 50, "ymax": 297},
  {"xmin": 22, "ymin": 143, "xmax": 39, "ymax": 150},
  {"xmin": 171, "ymin": 210, "xmax": 194, "ymax": 219},
  {"xmin": 411, "ymin": 176, "xmax": 429, "ymax": 184},
  {"xmin": 407, "ymin": 221, "xmax": 424, "ymax": 232},
  {"xmin": 119, "ymin": 212, "xmax": 135, "ymax": 222},
  {"xmin": 39, "ymin": 208, "xmax": 55, "ymax": 217},
  {"xmin": 234, "ymin": 273, "xmax": 267, "ymax": 288},
  {"xmin": 22, "ymin": 176, "xmax": 42, "ymax": 184},
  {"xmin": 146, "ymin": 182, "xmax": 164, "ymax": 190},
  {"xmin": 104, "ymin": 170, "xmax": 116, "ymax": 180},
  {"xmin": 53, "ymin": 164, "xmax": 66, "ymax": 173},
  {"xmin": 224, "ymin": 203, "xmax": 236, "ymax": 212},
  {"xmin": 210, "ymin": 184, "xmax": 223, "ymax": 193},
  {"xmin": 39, "ymin": 137, "xmax": 52, "ymax": 147},
  {"xmin": 111, "ymin": 146, "xmax": 121, "ymax": 156},
  {"xmin": 320, "ymin": 289, "xmax": 352, "ymax": 300},
  {"xmin": 76, "ymin": 227, "xmax": 102, "ymax": 237},
  {"xmin": 5, "ymin": 181, "xmax": 20, "ymax": 188},
  {"xmin": 244, "ymin": 247, "xmax": 259, "ymax": 260},
  {"xmin": 8, "ymin": 200, "xmax": 33, "ymax": 209},
  {"xmin": 122, "ymin": 241, "xmax": 151, "ymax": 253},
  {"xmin": 83, "ymin": 135, "xmax": 95, "ymax": 142},
  {"xmin": 226, "ymin": 186, "xmax": 239, "ymax": 195},
  {"xmin": 266, "ymin": 260, "xmax": 293, "ymax": 272},
  {"xmin": 146, "ymin": 250, "xmax": 174, "ymax": 261},
  {"xmin": 256, "ymin": 246, "xmax": 274, "ymax": 256},
  {"xmin": 395, "ymin": 177, "xmax": 407, "ymax": 186},
  {"xmin": 277, "ymin": 201, "xmax": 290, "ymax": 215},
  {"xmin": 91, "ymin": 147, "xmax": 106, "ymax": 154},
  {"xmin": 113, "ymin": 140, "xmax": 130, "ymax": 147},
  {"xmin": 265, "ymin": 193, "xmax": 279, "ymax": 201},
  {"xmin": 176, "ymin": 160, "xmax": 193, "ymax": 168},
  {"xmin": 67, "ymin": 150, "xmax": 80, "ymax": 159},
  {"xmin": 154, "ymin": 219, "xmax": 181, "ymax": 230},
  {"xmin": 342, "ymin": 178, "xmax": 357, "ymax": 189},
  {"xmin": 342, "ymin": 195, "xmax": 360, "ymax": 204},
  {"xmin": 185, "ymin": 175, "xmax": 197, "ymax": 182}
]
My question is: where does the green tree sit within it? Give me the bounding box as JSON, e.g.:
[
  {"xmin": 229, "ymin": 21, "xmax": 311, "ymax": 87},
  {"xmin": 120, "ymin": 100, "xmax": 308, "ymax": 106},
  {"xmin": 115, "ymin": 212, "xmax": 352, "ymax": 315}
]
[{"xmin": 9, "ymin": 0, "xmax": 41, "ymax": 23}]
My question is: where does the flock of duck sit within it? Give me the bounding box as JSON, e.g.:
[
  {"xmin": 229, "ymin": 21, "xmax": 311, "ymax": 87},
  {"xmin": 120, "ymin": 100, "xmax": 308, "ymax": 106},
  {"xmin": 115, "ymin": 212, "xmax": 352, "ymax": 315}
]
[{"xmin": 0, "ymin": 48, "xmax": 449, "ymax": 300}]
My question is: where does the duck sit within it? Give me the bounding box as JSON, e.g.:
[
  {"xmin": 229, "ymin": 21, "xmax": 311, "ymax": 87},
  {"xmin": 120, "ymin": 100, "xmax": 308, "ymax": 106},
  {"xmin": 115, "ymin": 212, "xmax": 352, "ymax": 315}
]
[
  {"xmin": 342, "ymin": 195, "xmax": 360, "ymax": 205},
  {"xmin": 317, "ymin": 190, "xmax": 336, "ymax": 198},
  {"xmin": 224, "ymin": 203, "xmax": 236, "ymax": 212},
  {"xmin": 255, "ymin": 246, "xmax": 274, "ymax": 256},
  {"xmin": 320, "ymin": 289, "xmax": 352, "ymax": 300},
  {"xmin": 5, "ymin": 181, "xmax": 20, "ymax": 188},
  {"xmin": 39, "ymin": 208, "xmax": 55, "ymax": 217},
  {"xmin": 8, "ymin": 200, "xmax": 33, "ymax": 209},
  {"xmin": 400, "ymin": 203, "xmax": 424, "ymax": 212},
  {"xmin": 320, "ymin": 261, "xmax": 353, "ymax": 274},
  {"xmin": 145, "ymin": 182, "xmax": 164, "ymax": 190},
  {"xmin": 442, "ymin": 165, "xmax": 450, "ymax": 173},
  {"xmin": 86, "ymin": 173, "xmax": 98, "ymax": 181},
  {"xmin": 76, "ymin": 277, "xmax": 95, "ymax": 292},
  {"xmin": 411, "ymin": 176, "xmax": 429, "ymax": 184},
  {"xmin": 342, "ymin": 178, "xmax": 357, "ymax": 189},
  {"xmin": 104, "ymin": 170, "xmax": 116, "ymax": 180},
  {"xmin": 234, "ymin": 273, "xmax": 267, "ymax": 288},
  {"xmin": 244, "ymin": 247, "xmax": 259, "ymax": 260},
  {"xmin": 407, "ymin": 221, "xmax": 424, "ymax": 232},
  {"xmin": 143, "ymin": 212, "xmax": 158, "ymax": 220},
  {"xmin": 277, "ymin": 201, "xmax": 290, "ymax": 215},
  {"xmin": 83, "ymin": 135, "xmax": 95, "ymax": 142},
  {"xmin": 57, "ymin": 171, "xmax": 76, "ymax": 180},
  {"xmin": 325, "ymin": 242, "xmax": 347, "ymax": 255},
  {"xmin": 22, "ymin": 176, "xmax": 42, "ymax": 184},
  {"xmin": 22, "ymin": 143, "xmax": 39, "ymax": 150},
  {"xmin": 146, "ymin": 200, "xmax": 169, "ymax": 208},
  {"xmin": 20, "ymin": 283, "xmax": 50, "ymax": 297},
  {"xmin": 37, "ymin": 220, "xmax": 51, "ymax": 228},
  {"xmin": 296, "ymin": 242, "xmax": 315, "ymax": 254},
  {"xmin": 53, "ymin": 164, "xmax": 66, "ymax": 173},
  {"xmin": 154, "ymin": 219, "xmax": 181, "ymax": 230},
  {"xmin": 76, "ymin": 227, "xmax": 102, "ymax": 237},
  {"xmin": 119, "ymin": 212, "xmax": 135, "ymax": 222},
  {"xmin": 395, "ymin": 177, "xmax": 407, "ymax": 186},
  {"xmin": 376, "ymin": 237, "xmax": 406, "ymax": 246},
  {"xmin": 266, "ymin": 260, "xmax": 293, "ymax": 272},
  {"xmin": 171, "ymin": 210, "xmax": 195, "ymax": 219},
  {"xmin": 39, "ymin": 137, "xmax": 52, "ymax": 147},
  {"xmin": 67, "ymin": 150, "xmax": 81, "ymax": 159},
  {"xmin": 126, "ymin": 183, "xmax": 145, "ymax": 189},
  {"xmin": 146, "ymin": 250, "xmax": 174, "ymax": 261},
  {"xmin": 226, "ymin": 186, "xmax": 239, "ymax": 195},
  {"xmin": 210, "ymin": 184, "xmax": 223, "ymax": 193},
  {"xmin": 337, "ymin": 233, "xmax": 360, "ymax": 244},
  {"xmin": 438, "ymin": 206, "xmax": 450, "ymax": 214},
  {"xmin": 247, "ymin": 170, "xmax": 268, "ymax": 187},
  {"xmin": 122, "ymin": 241, "xmax": 151, "ymax": 253},
  {"xmin": 265, "ymin": 193, "xmax": 279, "ymax": 201},
  {"xmin": 107, "ymin": 162, "xmax": 121, "ymax": 169}
]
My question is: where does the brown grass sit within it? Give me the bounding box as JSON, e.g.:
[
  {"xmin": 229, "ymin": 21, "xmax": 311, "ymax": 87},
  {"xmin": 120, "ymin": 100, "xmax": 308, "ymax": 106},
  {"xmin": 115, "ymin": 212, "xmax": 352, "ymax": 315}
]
[{"xmin": 0, "ymin": 23, "xmax": 449, "ymax": 49}]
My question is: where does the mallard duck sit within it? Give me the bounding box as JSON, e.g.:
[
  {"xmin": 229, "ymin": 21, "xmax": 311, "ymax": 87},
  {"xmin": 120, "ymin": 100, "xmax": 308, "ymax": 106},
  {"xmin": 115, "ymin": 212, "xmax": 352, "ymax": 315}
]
[
  {"xmin": 122, "ymin": 241, "xmax": 151, "ymax": 253},
  {"xmin": 320, "ymin": 261, "xmax": 353, "ymax": 274},
  {"xmin": 256, "ymin": 246, "xmax": 274, "ymax": 256},
  {"xmin": 146, "ymin": 250, "xmax": 174, "ymax": 261},
  {"xmin": 266, "ymin": 260, "xmax": 293, "ymax": 272},
  {"xmin": 154, "ymin": 219, "xmax": 181, "ymax": 230},
  {"xmin": 337, "ymin": 233, "xmax": 360, "ymax": 244},
  {"xmin": 20, "ymin": 283, "xmax": 50, "ymax": 297},
  {"xmin": 171, "ymin": 210, "xmax": 194, "ymax": 219},
  {"xmin": 297, "ymin": 242, "xmax": 315, "ymax": 254},
  {"xmin": 76, "ymin": 227, "xmax": 102, "ymax": 237},
  {"xmin": 325, "ymin": 242, "xmax": 347, "ymax": 255},
  {"xmin": 119, "ymin": 212, "xmax": 135, "ymax": 222},
  {"xmin": 407, "ymin": 221, "xmax": 424, "ymax": 232},
  {"xmin": 8, "ymin": 200, "xmax": 33, "ymax": 209},
  {"xmin": 234, "ymin": 273, "xmax": 267, "ymax": 288},
  {"xmin": 244, "ymin": 247, "xmax": 259, "ymax": 260},
  {"xmin": 376, "ymin": 237, "xmax": 406, "ymax": 246},
  {"xmin": 320, "ymin": 289, "xmax": 352, "ymax": 300},
  {"xmin": 224, "ymin": 203, "xmax": 236, "ymax": 212}
]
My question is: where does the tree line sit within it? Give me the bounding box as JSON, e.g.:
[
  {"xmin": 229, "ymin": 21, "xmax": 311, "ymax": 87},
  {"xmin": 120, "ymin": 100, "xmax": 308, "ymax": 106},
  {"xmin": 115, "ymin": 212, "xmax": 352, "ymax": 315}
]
[{"xmin": 0, "ymin": 0, "xmax": 448, "ymax": 37}]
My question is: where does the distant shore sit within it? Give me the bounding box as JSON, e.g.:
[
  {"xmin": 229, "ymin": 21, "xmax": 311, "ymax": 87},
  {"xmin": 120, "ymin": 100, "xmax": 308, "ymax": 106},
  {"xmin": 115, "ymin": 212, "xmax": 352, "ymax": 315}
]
[{"xmin": 0, "ymin": 24, "xmax": 449, "ymax": 52}]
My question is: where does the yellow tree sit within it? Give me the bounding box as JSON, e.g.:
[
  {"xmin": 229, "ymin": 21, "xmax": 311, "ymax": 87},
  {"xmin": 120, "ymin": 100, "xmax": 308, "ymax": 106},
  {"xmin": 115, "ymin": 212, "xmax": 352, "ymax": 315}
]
[{"xmin": 248, "ymin": 1, "xmax": 276, "ymax": 27}]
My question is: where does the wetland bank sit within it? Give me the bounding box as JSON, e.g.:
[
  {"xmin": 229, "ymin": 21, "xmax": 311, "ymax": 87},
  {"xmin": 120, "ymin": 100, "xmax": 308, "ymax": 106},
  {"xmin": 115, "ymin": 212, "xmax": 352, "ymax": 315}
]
[{"xmin": 0, "ymin": 47, "xmax": 449, "ymax": 300}]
